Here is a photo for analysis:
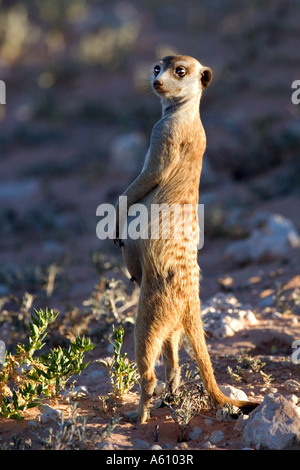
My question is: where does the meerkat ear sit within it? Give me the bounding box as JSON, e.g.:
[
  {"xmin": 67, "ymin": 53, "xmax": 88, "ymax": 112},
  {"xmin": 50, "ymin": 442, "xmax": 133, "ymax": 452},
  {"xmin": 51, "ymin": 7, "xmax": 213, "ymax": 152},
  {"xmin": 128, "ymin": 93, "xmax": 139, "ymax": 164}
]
[{"xmin": 200, "ymin": 67, "xmax": 213, "ymax": 89}]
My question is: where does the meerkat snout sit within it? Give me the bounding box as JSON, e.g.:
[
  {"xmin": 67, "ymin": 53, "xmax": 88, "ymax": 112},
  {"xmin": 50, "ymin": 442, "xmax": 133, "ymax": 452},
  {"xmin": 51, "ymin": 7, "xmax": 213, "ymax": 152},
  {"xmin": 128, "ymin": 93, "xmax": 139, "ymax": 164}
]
[{"xmin": 153, "ymin": 79, "xmax": 163, "ymax": 90}]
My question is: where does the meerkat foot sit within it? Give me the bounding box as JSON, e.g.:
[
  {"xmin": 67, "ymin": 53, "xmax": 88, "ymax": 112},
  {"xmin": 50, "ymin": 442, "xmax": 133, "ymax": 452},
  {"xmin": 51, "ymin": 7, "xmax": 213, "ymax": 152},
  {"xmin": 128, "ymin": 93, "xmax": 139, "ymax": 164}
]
[{"xmin": 124, "ymin": 408, "xmax": 150, "ymax": 424}]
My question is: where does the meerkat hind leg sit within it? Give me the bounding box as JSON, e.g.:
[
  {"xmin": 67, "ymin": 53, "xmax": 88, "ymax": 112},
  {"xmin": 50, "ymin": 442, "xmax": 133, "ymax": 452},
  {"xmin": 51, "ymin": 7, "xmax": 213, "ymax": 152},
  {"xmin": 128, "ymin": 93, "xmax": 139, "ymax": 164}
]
[
  {"xmin": 125, "ymin": 319, "xmax": 168, "ymax": 423},
  {"xmin": 162, "ymin": 329, "xmax": 182, "ymax": 396}
]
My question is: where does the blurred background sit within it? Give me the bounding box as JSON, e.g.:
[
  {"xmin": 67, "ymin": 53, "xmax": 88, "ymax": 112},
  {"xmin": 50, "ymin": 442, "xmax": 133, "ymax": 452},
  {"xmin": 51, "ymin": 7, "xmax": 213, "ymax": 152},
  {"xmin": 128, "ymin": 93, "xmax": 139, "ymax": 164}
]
[{"xmin": 0, "ymin": 0, "xmax": 300, "ymax": 345}]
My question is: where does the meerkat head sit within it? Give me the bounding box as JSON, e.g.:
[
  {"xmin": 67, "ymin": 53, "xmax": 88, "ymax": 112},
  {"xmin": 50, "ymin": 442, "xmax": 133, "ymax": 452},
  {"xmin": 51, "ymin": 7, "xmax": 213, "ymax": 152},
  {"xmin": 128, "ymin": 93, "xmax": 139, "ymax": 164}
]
[{"xmin": 151, "ymin": 55, "xmax": 212, "ymax": 103}]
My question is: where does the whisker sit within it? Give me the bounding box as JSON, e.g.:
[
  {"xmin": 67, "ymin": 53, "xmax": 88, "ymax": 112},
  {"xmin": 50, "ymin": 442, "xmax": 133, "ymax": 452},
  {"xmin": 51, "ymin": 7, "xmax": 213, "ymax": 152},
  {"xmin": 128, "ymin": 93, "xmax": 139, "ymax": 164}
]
[{"xmin": 134, "ymin": 68, "xmax": 152, "ymax": 95}]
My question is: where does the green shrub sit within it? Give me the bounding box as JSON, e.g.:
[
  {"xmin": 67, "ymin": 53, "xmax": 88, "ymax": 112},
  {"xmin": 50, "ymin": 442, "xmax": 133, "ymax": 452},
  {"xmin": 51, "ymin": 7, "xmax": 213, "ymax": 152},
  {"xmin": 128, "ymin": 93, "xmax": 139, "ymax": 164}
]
[
  {"xmin": 99, "ymin": 324, "xmax": 138, "ymax": 398},
  {"xmin": 0, "ymin": 308, "xmax": 94, "ymax": 420}
]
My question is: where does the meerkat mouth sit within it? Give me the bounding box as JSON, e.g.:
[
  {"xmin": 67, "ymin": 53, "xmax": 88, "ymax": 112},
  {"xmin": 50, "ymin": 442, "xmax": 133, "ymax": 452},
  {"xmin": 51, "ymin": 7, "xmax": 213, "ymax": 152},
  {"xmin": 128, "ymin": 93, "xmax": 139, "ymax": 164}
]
[{"xmin": 153, "ymin": 81, "xmax": 164, "ymax": 91}]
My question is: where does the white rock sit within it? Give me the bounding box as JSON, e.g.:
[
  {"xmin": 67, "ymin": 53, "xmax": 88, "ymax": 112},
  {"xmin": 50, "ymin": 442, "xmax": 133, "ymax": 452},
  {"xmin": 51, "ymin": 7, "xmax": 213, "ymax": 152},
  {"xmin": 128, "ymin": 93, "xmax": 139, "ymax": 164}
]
[
  {"xmin": 225, "ymin": 212, "xmax": 300, "ymax": 264},
  {"xmin": 39, "ymin": 405, "xmax": 61, "ymax": 423},
  {"xmin": 242, "ymin": 393, "xmax": 300, "ymax": 450},
  {"xmin": 219, "ymin": 384, "xmax": 248, "ymax": 402},
  {"xmin": 154, "ymin": 382, "xmax": 165, "ymax": 396},
  {"xmin": 202, "ymin": 293, "xmax": 257, "ymax": 338}
]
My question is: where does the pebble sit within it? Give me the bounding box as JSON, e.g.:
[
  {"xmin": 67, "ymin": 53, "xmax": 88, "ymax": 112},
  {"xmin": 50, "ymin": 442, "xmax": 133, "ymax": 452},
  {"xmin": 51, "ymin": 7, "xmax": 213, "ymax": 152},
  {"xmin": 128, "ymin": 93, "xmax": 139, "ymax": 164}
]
[
  {"xmin": 202, "ymin": 441, "xmax": 216, "ymax": 449},
  {"xmin": 38, "ymin": 405, "xmax": 61, "ymax": 423},
  {"xmin": 68, "ymin": 385, "xmax": 89, "ymax": 398},
  {"xmin": 162, "ymin": 443, "xmax": 173, "ymax": 449},
  {"xmin": 177, "ymin": 442, "xmax": 188, "ymax": 449},
  {"xmin": 133, "ymin": 439, "xmax": 150, "ymax": 450},
  {"xmin": 210, "ymin": 430, "xmax": 225, "ymax": 444},
  {"xmin": 150, "ymin": 444, "xmax": 162, "ymax": 450},
  {"xmin": 241, "ymin": 369, "xmax": 254, "ymax": 383},
  {"xmin": 188, "ymin": 426, "xmax": 202, "ymax": 440},
  {"xmin": 98, "ymin": 442, "xmax": 117, "ymax": 450},
  {"xmin": 284, "ymin": 379, "xmax": 300, "ymax": 393}
]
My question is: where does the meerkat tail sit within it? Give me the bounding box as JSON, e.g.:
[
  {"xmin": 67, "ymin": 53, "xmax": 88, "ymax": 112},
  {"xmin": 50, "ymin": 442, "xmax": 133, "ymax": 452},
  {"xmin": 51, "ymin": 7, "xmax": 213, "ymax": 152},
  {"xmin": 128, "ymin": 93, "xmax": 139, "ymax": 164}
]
[{"xmin": 183, "ymin": 312, "xmax": 259, "ymax": 413}]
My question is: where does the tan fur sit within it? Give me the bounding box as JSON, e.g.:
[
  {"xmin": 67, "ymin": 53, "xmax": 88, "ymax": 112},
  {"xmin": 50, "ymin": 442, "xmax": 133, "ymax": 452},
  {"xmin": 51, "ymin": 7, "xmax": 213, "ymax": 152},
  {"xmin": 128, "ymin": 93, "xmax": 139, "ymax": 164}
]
[{"xmin": 114, "ymin": 55, "xmax": 259, "ymax": 423}]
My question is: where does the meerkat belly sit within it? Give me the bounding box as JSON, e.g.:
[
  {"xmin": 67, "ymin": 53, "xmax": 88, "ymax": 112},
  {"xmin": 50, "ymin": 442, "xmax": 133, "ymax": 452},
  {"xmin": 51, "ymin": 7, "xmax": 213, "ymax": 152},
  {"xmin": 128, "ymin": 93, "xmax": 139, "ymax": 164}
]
[{"xmin": 122, "ymin": 174, "xmax": 200, "ymax": 283}]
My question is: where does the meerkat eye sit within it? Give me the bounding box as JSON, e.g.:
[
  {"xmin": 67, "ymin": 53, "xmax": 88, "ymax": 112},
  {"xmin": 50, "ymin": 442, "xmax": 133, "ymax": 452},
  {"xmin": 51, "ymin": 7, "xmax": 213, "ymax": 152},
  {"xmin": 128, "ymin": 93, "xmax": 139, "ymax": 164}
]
[
  {"xmin": 175, "ymin": 66, "xmax": 186, "ymax": 77},
  {"xmin": 154, "ymin": 65, "xmax": 161, "ymax": 77}
]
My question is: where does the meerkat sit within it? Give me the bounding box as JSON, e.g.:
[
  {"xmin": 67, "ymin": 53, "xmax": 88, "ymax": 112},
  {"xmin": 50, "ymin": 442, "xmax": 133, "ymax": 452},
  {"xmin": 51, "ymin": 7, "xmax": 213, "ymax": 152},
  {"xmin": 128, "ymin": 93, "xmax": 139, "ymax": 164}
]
[{"xmin": 114, "ymin": 55, "xmax": 259, "ymax": 423}]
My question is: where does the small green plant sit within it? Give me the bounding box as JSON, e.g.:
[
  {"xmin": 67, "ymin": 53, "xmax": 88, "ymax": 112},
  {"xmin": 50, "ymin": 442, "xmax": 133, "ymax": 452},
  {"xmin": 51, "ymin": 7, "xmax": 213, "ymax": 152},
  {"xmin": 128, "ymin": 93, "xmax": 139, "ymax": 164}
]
[
  {"xmin": 99, "ymin": 324, "xmax": 138, "ymax": 398},
  {"xmin": 33, "ymin": 402, "xmax": 119, "ymax": 450},
  {"xmin": 162, "ymin": 364, "xmax": 208, "ymax": 442},
  {"xmin": 0, "ymin": 308, "xmax": 94, "ymax": 420},
  {"xmin": 227, "ymin": 351, "xmax": 274, "ymax": 384}
]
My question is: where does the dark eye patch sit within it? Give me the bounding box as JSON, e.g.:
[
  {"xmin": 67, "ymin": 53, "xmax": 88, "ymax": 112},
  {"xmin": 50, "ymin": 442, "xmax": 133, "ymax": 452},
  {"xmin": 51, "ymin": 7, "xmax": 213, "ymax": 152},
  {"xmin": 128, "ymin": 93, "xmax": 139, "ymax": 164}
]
[{"xmin": 154, "ymin": 65, "xmax": 161, "ymax": 76}]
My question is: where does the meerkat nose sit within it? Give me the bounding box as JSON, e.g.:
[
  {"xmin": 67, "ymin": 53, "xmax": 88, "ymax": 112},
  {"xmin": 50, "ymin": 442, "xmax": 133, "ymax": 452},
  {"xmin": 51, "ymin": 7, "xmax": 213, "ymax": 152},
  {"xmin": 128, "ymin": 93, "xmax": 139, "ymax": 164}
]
[{"xmin": 153, "ymin": 80, "xmax": 163, "ymax": 89}]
